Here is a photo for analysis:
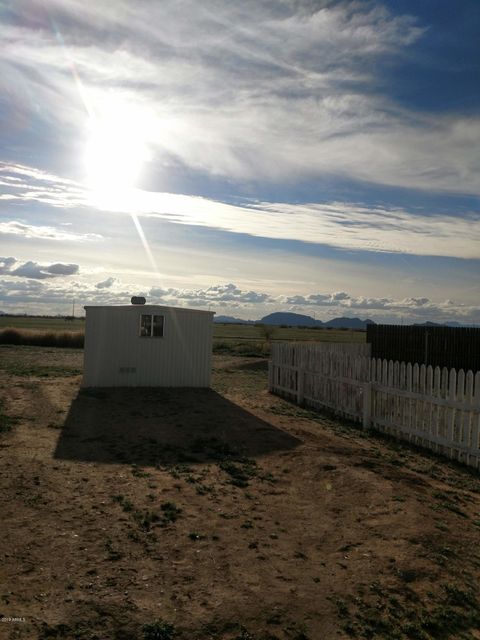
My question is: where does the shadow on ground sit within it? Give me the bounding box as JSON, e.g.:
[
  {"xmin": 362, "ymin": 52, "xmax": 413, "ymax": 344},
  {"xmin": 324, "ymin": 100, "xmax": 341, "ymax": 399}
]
[
  {"xmin": 54, "ymin": 387, "xmax": 300, "ymax": 466},
  {"xmin": 233, "ymin": 359, "xmax": 269, "ymax": 372}
]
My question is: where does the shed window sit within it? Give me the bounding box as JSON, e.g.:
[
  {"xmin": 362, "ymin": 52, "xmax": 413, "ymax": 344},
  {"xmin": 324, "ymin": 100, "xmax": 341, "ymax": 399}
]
[{"xmin": 140, "ymin": 314, "xmax": 164, "ymax": 337}]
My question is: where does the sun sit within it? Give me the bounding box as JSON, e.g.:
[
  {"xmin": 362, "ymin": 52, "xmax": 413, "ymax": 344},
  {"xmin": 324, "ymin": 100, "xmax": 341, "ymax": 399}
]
[{"xmin": 84, "ymin": 103, "xmax": 151, "ymax": 208}]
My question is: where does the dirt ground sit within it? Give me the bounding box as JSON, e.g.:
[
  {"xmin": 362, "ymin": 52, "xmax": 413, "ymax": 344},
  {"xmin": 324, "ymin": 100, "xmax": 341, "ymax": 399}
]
[{"xmin": 1, "ymin": 345, "xmax": 480, "ymax": 640}]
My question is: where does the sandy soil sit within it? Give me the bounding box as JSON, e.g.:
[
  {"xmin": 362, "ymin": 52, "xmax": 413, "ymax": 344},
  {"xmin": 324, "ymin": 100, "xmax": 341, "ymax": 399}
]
[{"xmin": 1, "ymin": 346, "xmax": 480, "ymax": 640}]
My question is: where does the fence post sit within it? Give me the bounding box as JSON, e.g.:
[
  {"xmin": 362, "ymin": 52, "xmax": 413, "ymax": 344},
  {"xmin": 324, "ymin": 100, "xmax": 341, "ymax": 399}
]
[
  {"xmin": 363, "ymin": 382, "xmax": 372, "ymax": 429},
  {"xmin": 297, "ymin": 368, "xmax": 304, "ymax": 406},
  {"xmin": 268, "ymin": 361, "xmax": 274, "ymax": 392}
]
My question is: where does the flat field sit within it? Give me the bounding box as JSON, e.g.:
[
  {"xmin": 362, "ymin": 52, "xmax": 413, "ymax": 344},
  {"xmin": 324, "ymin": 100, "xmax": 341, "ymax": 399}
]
[
  {"xmin": 0, "ymin": 316, "xmax": 86, "ymax": 332},
  {"xmin": 1, "ymin": 346, "xmax": 480, "ymax": 640},
  {"xmin": 0, "ymin": 316, "xmax": 366, "ymax": 345}
]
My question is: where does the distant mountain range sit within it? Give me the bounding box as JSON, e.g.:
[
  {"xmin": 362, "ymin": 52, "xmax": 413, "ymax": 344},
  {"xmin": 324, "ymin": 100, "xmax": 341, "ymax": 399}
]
[
  {"xmin": 214, "ymin": 313, "xmax": 479, "ymax": 329},
  {"xmin": 214, "ymin": 315, "xmax": 255, "ymax": 325},
  {"xmin": 214, "ymin": 312, "xmax": 376, "ymax": 329}
]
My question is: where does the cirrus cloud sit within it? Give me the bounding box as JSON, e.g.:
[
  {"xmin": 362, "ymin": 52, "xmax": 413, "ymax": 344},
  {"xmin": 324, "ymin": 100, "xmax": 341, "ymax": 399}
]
[
  {"xmin": 1, "ymin": 2, "xmax": 478, "ymax": 194},
  {"xmin": 0, "ymin": 220, "xmax": 102, "ymax": 242}
]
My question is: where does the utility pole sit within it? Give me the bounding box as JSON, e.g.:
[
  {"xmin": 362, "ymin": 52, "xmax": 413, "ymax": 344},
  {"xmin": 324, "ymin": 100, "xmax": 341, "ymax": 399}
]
[{"xmin": 72, "ymin": 299, "xmax": 75, "ymax": 318}]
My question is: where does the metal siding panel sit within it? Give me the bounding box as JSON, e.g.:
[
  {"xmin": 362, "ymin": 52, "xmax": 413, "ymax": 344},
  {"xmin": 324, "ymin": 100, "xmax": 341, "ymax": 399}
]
[{"xmin": 83, "ymin": 306, "xmax": 213, "ymax": 387}]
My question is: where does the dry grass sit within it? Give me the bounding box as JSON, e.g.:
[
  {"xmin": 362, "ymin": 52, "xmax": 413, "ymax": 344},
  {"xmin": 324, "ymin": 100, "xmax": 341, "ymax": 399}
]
[{"xmin": 0, "ymin": 327, "xmax": 84, "ymax": 349}]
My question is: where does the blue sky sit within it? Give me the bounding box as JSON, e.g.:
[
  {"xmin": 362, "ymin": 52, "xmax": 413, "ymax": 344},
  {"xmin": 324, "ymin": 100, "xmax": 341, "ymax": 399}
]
[{"xmin": 0, "ymin": 0, "xmax": 479, "ymax": 323}]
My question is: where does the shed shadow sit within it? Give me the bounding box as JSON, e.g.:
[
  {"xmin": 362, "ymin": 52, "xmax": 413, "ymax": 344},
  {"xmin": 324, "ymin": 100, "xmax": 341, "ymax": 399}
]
[{"xmin": 54, "ymin": 387, "xmax": 300, "ymax": 466}]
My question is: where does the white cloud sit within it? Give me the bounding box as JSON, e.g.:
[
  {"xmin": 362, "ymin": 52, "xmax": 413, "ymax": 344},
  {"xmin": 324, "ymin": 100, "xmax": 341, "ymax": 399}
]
[
  {"xmin": 2, "ymin": 164, "xmax": 478, "ymax": 260},
  {"xmin": 283, "ymin": 290, "xmax": 477, "ymax": 322},
  {"xmin": 0, "ymin": 257, "xmax": 16, "ymax": 273},
  {"xmin": 0, "ymin": 220, "xmax": 102, "ymax": 242},
  {"xmin": 0, "ymin": 257, "xmax": 79, "ymax": 280},
  {"xmin": 141, "ymin": 196, "xmax": 480, "ymax": 259},
  {"xmin": 95, "ymin": 276, "xmax": 116, "ymax": 289},
  {"xmin": 1, "ymin": 2, "xmax": 478, "ymax": 194},
  {"xmin": 0, "ymin": 273, "xmax": 478, "ymax": 324},
  {"xmin": 149, "ymin": 282, "xmax": 274, "ymax": 306},
  {"xmin": 46, "ymin": 263, "xmax": 79, "ymax": 276}
]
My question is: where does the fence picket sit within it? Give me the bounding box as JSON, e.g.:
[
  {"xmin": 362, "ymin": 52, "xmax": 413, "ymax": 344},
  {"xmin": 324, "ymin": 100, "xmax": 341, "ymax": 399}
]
[
  {"xmin": 433, "ymin": 367, "xmax": 441, "ymax": 452},
  {"xmin": 447, "ymin": 369, "xmax": 457, "ymax": 460},
  {"xmin": 472, "ymin": 372, "xmax": 480, "ymax": 468},
  {"xmin": 456, "ymin": 369, "xmax": 465, "ymax": 461},
  {"xmin": 426, "ymin": 365, "xmax": 433, "ymax": 441},
  {"xmin": 465, "ymin": 371, "xmax": 474, "ymax": 465}
]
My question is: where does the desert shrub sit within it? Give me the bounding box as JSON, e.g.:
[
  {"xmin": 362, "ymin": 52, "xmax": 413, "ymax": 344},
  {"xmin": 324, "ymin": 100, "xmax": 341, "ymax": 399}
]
[
  {"xmin": 0, "ymin": 327, "xmax": 84, "ymax": 349},
  {"xmin": 213, "ymin": 340, "xmax": 266, "ymax": 357},
  {"xmin": 257, "ymin": 323, "xmax": 275, "ymax": 342},
  {"xmin": 212, "ymin": 340, "xmax": 235, "ymax": 354},
  {"xmin": 236, "ymin": 342, "xmax": 266, "ymax": 357},
  {"xmin": 0, "ymin": 328, "xmax": 21, "ymax": 344}
]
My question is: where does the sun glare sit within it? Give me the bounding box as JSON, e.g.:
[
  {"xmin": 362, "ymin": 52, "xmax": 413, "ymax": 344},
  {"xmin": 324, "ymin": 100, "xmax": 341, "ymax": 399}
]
[{"xmin": 84, "ymin": 103, "xmax": 151, "ymax": 208}]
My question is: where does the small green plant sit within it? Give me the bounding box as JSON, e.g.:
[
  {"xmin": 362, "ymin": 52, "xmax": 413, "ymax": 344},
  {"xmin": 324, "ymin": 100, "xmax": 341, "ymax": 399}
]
[
  {"xmin": 105, "ymin": 539, "xmax": 123, "ymax": 561},
  {"xmin": 195, "ymin": 483, "xmax": 214, "ymax": 496},
  {"xmin": 160, "ymin": 501, "xmax": 181, "ymax": 524},
  {"xmin": 439, "ymin": 501, "xmax": 469, "ymax": 518},
  {"xmin": 332, "ymin": 597, "xmax": 349, "ymax": 617},
  {"xmin": 112, "ymin": 494, "xmax": 134, "ymax": 512},
  {"xmin": 235, "ymin": 628, "xmax": 256, "ymax": 640},
  {"xmin": 133, "ymin": 509, "xmax": 161, "ymax": 530},
  {"xmin": 168, "ymin": 463, "xmax": 193, "ymax": 479},
  {"xmin": 142, "ymin": 620, "xmax": 176, "ymax": 640},
  {"xmin": 443, "ymin": 583, "xmax": 477, "ymax": 608},
  {"xmin": 0, "ymin": 400, "xmax": 17, "ymax": 433},
  {"xmin": 127, "ymin": 529, "xmax": 141, "ymax": 542},
  {"xmin": 131, "ymin": 465, "xmax": 151, "ymax": 478},
  {"xmin": 219, "ymin": 459, "xmax": 257, "ymax": 488},
  {"xmin": 188, "ymin": 532, "xmax": 206, "ymax": 541}
]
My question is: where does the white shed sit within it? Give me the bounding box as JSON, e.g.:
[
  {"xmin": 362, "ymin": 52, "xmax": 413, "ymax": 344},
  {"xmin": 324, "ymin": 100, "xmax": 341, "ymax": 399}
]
[{"xmin": 82, "ymin": 302, "xmax": 214, "ymax": 387}]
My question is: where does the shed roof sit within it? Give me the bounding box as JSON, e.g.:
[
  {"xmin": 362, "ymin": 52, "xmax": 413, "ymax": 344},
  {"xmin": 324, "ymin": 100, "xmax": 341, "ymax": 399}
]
[{"xmin": 83, "ymin": 304, "xmax": 215, "ymax": 316}]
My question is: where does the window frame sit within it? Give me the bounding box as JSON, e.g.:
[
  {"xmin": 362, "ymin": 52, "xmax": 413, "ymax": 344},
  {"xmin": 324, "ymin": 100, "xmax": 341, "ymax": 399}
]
[{"xmin": 139, "ymin": 313, "xmax": 165, "ymax": 338}]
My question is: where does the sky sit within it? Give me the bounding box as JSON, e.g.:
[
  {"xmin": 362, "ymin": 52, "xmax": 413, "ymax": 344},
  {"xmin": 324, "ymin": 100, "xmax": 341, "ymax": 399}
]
[{"xmin": 0, "ymin": 0, "xmax": 479, "ymax": 323}]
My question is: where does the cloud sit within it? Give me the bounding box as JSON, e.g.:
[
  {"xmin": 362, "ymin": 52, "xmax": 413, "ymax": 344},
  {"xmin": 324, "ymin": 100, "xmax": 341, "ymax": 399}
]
[
  {"xmin": 150, "ymin": 282, "xmax": 274, "ymax": 306},
  {"xmin": 0, "ymin": 163, "xmax": 85, "ymax": 209},
  {"xmin": 2, "ymin": 2, "xmax": 478, "ymax": 194},
  {"xmin": 0, "ymin": 257, "xmax": 16, "ymax": 274},
  {"xmin": 45, "ymin": 263, "xmax": 79, "ymax": 276},
  {"xmin": 149, "ymin": 287, "xmax": 168, "ymax": 298},
  {"xmin": 0, "ymin": 275, "xmax": 478, "ymax": 324},
  {"xmin": 141, "ymin": 196, "xmax": 480, "ymax": 259},
  {"xmin": 285, "ymin": 291, "xmax": 409, "ymax": 311},
  {"xmin": 95, "ymin": 276, "xmax": 116, "ymax": 289},
  {"xmin": 283, "ymin": 290, "xmax": 475, "ymax": 321},
  {"xmin": 0, "ymin": 220, "xmax": 102, "ymax": 242},
  {"xmin": 0, "ymin": 257, "xmax": 79, "ymax": 279},
  {"xmin": 2, "ymin": 164, "xmax": 479, "ymax": 260}
]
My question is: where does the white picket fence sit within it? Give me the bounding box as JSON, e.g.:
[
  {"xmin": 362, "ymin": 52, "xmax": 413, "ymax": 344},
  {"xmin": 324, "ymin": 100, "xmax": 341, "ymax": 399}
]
[{"xmin": 269, "ymin": 342, "xmax": 480, "ymax": 469}]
